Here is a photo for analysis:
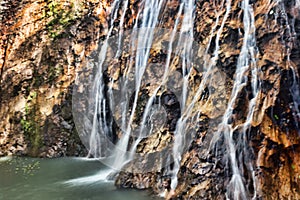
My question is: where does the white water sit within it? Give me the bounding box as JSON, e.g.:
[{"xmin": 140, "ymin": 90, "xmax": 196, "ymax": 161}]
[
  {"xmin": 0, "ymin": 157, "xmax": 152, "ymax": 200},
  {"xmin": 87, "ymin": 0, "xmax": 123, "ymax": 159},
  {"xmin": 111, "ymin": 0, "xmax": 166, "ymax": 170},
  {"xmin": 76, "ymin": 0, "xmax": 300, "ymax": 198},
  {"xmin": 127, "ymin": 7, "xmax": 186, "ymax": 154},
  {"xmin": 170, "ymin": 0, "xmax": 195, "ymax": 190},
  {"xmin": 0, "ymin": 156, "xmax": 12, "ymax": 162},
  {"xmin": 171, "ymin": 0, "xmax": 231, "ymax": 189},
  {"xmin": 218, "ymin": 1, "xmax": 258, "ymax": 199},
  {"xmin": 64, "ymin": 169, "xmax": 113, "ymax": 185}
]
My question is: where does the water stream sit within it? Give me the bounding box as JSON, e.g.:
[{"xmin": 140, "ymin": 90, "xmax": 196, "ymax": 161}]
[
  {"xmin": 71, "ymin": 0, "xmax": 300, "ymax": 199},
  {"xmin": 219, "ymin": 1, "xmax": 258, "ymax": 199}
]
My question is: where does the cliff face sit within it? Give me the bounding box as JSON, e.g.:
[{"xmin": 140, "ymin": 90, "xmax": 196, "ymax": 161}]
[
  {"xmin": 1, "ymin": 0, "xmax": 300, "ymax": 199},
  {"xmin": 113, "ymin": 0, "xmax": 300, "ymax": 199},
  {"xmin": 0, "ymin": 0, "xmax": 110, "ymax": 157}
]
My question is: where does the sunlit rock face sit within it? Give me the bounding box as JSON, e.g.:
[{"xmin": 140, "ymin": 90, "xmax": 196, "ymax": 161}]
[
  {"xmin": 0, "ymin": 0, "xmax": 111, "ymax": 157},
  {"xmin": 1, "ymin": 0, "xmax": 300, "ymax": 199},
  {"xmin": 112, "ymin": 0, "xmax": 300, "ymax": 199}
]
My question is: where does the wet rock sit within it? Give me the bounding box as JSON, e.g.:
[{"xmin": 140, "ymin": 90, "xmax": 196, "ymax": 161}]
[
  {"xmin": 114, "ymin": 0, "xmax": 300, "ymax": 199},
  {"xmin": 0, "ymin": 0, "xmax": 300, "ymax": 199}
]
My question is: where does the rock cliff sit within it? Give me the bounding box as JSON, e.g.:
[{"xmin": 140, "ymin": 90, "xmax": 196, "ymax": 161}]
[
  {"xmin": 0, "ymin": 0, "xmax": 109, "ymax": 156},
  {"xmin": 0, "ymin": 0, "xmax": 300, "ymax": 199}
]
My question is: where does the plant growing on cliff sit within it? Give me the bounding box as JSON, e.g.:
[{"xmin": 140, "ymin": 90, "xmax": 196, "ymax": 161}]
[
  {"xmin": 44, "ymin": 0, "xmax": 83, "ymax": 39},
  {"xmin": 20, "ymin": 91, "xmax": 42, "ymax": 156},
  {"xmin": 48, "ymin": 64, "xmax": 64, "ymax": 83}
]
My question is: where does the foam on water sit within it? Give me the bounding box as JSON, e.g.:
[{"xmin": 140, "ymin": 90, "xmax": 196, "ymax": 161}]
[
  {"xmin": 63, "ymin": 169, "xmax": 114, "ymax": 186},
  {"xmin": 0, "ymin": 156, "xmax": 12, "ymax": 162}
]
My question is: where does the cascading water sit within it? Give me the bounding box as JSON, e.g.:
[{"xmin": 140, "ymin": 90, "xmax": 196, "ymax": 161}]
[
  {"xmin": 170, "ymin": 0, "xmax": 195, "ymax": 190},
  {"xmin": 72, "ymin": 0, "xmax": 300, "ymax": 199},
  {"xmin": 111, "ymin": 0, "xmax": 166, "ymax": 169},
  {"xmin": 217, "ymin": 0, "xmax": 259, "ymax": 199},
  {"xmin": 171, "ymin": 0, "xmax": 231, "ymax": 190},
  {"xmin": 87, "ymin": 0, "xmax": 123, "ymax": 159}
]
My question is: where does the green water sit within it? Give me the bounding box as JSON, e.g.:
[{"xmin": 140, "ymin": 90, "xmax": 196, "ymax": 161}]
[{"xmin": 0, "ymin": 157, "xmax": 155, "ymax": 200}]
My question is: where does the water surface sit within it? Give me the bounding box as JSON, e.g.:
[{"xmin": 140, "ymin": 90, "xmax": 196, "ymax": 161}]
[{"xmin": 0, "ymin": 157, "xmax": 155, "ymax": 200}]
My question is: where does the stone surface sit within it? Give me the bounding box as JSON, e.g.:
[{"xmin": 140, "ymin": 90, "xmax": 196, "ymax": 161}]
[
  {"xmin": 113, "ymin": 0, "xmax": 300, "ymax": 199},
  {"xmin": 0, "ymin": 0, "xmax": 111, "ymax": 157},
  {"xmin": 0, "ymin": 0, "xmax": 300, "ymax": 199}
]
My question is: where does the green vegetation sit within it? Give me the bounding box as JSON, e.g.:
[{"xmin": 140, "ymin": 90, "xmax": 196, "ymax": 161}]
[
  {"xmin": 20, "ymin": 91, "xmax": 42, "ymax": 156},
  {"xmin": 48, "ymin": 64, "xmax": 64, "ymax": 82},
  {"xmin": 45, "ymin": 0, "xmax": 82, "ymax": 39}
]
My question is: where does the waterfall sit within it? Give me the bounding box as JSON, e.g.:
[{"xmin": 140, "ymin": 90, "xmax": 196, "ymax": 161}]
[
  {"xmin": 109, "ymin": 0, "xmax": 167, "ymax": 171},
  {"xmin": 171, "ymin": 0, "xmax": 231, "ymax": 190},
  {"xmin": 218, "ymin": 1, "xmax": 258, "ymax": 199},
  {"xmin": 87, "ymin": 0, "xmax": 123, "ymax": 158},
  {"xmin": 170, "ymin": 0, "xmax": 195, "ymax": 190},
  {"xmin": 71, "ymin": 0, "xmax": 300, "ymax": 198},
  {"xmin": 81, "ymin": 0, "xmax": 169, "ymax": 171}
]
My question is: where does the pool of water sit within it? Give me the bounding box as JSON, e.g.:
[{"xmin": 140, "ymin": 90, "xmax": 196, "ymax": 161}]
[{"xmin": 0, "ymin": 157, "xmax": 155, "ymax": 200}]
